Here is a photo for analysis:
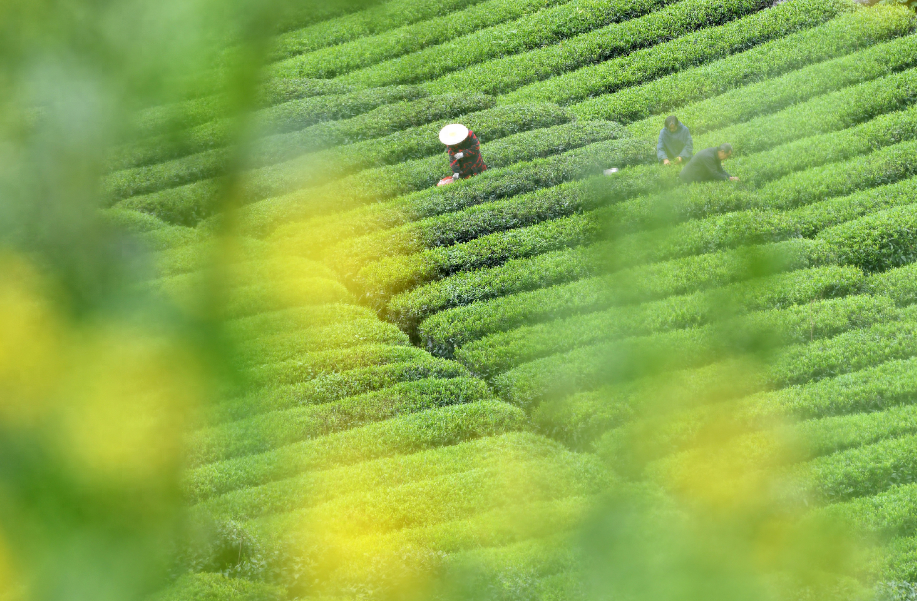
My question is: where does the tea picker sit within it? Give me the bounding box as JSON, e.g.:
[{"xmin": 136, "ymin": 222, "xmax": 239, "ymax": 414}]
[
  {"xmin": 437, "ymin": 124, "xmax": 488, "ymax": 187},
  {"xmin": 657, "ymin": 115, "xmax": 693, "ymax": 165},
  {"xmin": 679, "ymin": 143, "xmax": 739, "ymax": 183}
]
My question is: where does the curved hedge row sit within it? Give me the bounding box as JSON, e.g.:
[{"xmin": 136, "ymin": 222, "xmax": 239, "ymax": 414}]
[
  {"xmin": 605, "ymin": 352, "xmax": 917, "ymax": 467},
  {"xmin": 100, "ymin": 206, "xmax": 170, "ymax": 232},
  {"xmin": 256, "ymin": 78, "xmax": 362, "ymax": 107},
  {"xmin": 549, "ymin": 358, "xmax": 774, "ymax": 452},
  {"xmin": 239, "ymin": 344, "xmax": 434, "ymax": 391},
  {"xmin": 760, "ymin": 137, "xmax": 917, "ymax": 211},
  {"xmin": 266, "ymin": 495, "xmax": 594, "ymax": 563},
  {"xmin": 152, "ymin": 574, "xmax": 284, "ymax": 601},
  {"xmin": 570, "ymin": 7, "xmax": 915, "ymax": 123},
  {"xmin": 337, "ymin": 0, "xmax": 677, "ymax": 87},
  {"xmin": 424, "ymin": 0, "xmax": 772, "ymax": 96},
  {"xmin": 273, "ymin": 136, "xmax": 646, "ymax": 252},
  {"xmin": 494, "ymin": 335, "xmax": 729, "ymax": 411},
  {"xmin": 271, "ymin": 2, "xmax": 381, "ymax": 37},
  {"xmin": 224, "ymin": 304, "xmax": 379, "ymax": 340},
  {"xmin": 648, "ymin": 422, "xmax": 917, "ymax": 503},
  {"xmin": 386, "ymin": 245, "xmax": 603, "ymax": 332},
  {"xmin": 282, "ymin": 117, "xmax": 621, "ymax": 204},
  {"xmin": 804, "ymin": 434, "xmax": 917, "ymax": 503},
  {"xmin": 710, "ymin": 136, "xmax": 917, "ymax": 241},
  {"xmin": 733, "ymin": 101, "xmax": 917, "ymax": 183},
  {"xmin": 220, "ymin": 280, "xmax": 355, "ymax": 320},
  {"xmin": 189, "ymin": 376, "xmax": 492, "ymax": 466},
  {"xmin": 818, "ymin": 480, "xmax": 917, "ymax": 539},
  {"xmin": 269, "ymin": 0, "xmax": 487, "ymax": 61},
  {"xmin": 183, "ymin": 400, "xmax": 526, "ymax": 502},
  {"xmin": 139, "ymin": 225, "xmax": 205, "ymax": 251},
  {"xmin": 389, "ymin": 238, "xmax": 823, "ymax": 333},
  {"xmin": 254, "ymin": 86, "xmax": 427, "ymax": 135},
  {"xmin": 128, "ymin": 94, "xmax": 236, "ymax": 141},
  {"xmin": 355, "ymin": 210, "xmax": 604, "ymax": 306},
  {"xmin": 223, "ymin": 254, "xmax": 339, "ymax": 283},
  {"xmin": 100, "ymin": 207, "xmax": 204, "ymax": 251},
  {"xmin": 150, "ymin": 273, "xmax": 354, "ymax": 320},
  {"xmin": 789, "ymin": 174, "xmax": 917, "ymax": 239},
  {"xmin": 224, "ymin": 355, "xmax": 471, "ymax": 420},
  {"xmin": 609, "ymin": 213, "xmax": 816, "ymax": 272},
  {"xmin": 418, "ymin": 264, "xmax": 863, "ymax": 357},
  {"xmin": 817, "ymin": 205, "xmax": 917, "ymax": 273},
  {"xmin": 193, "ymin": 431, "xmax": 556, "ymax": 519},
  {"xmin": 458, "ymin": 292, "xmax": 888, "ymax": 377},
  {"xmin": 418, "ymin": 276, "xmax": 612, "ymax": 357},
  {"xmin": 527, "ymin": 312, "xmax": 916, "ymax": 445},
  {"xmin": 696, "ymin": 66, "xmax": 917, "ymax": 159},
  {"xmin": 768, "ymin": 320, "xmax": 917, "ymax": 388},
  {"xmin": 499, "ymin": 0, "xmax": 848, "ymax": 106},
  {"xmin": 866, "ymin": 260, "xmax": 917, "ymax": 306},
  {"xmin": 153, "ymin": 238, "xmax": 275, "ymax": 278},
  {"xmin": 880, "ymin": 538, "xmax": 917, "ymax": 583},
  {"xmin": 602, "ymin": 367, "xmax": 917, "ymax": 468},
  {"xmin": 250, "ymin": 456, "xmax": 602, "ymax": 541},
  {"xmin": 434, "ymin": 539, "xmax": 582, "ymax": 599},
  {"xmin": 235, "ymin": 319, "xmax": 409, "ymax": 366},
  {"xmin": 272, "ymin": 0, "xmax": 570, "ymax": 78},
  {"xmin": 748, "ymin": 355, "xmax": 917, "ymax": 422},
  {"xmin": 156, "ymin": 253, "xmax": 339, "ymax": 289},
  {"xmin": 106, "ymin": 99, "xmax": 560, "ymax": 201},
  {"xmin": 216, "ymin": 435, "xmax": 579, "ymax": 526},
  {"xmin": 794, "ymin": 404, "xmax": 917, "ymax": 459},
  {"xmin": 492, "ymin": 297, "xmax": 900, "ymax": 408},
  {"xmin": 624, "ymin": 30, "xmax": 917, "ymax": 141},
  {"xmin": 328, "ymin": 179, "xmax": 592, "ymax": 277},
  {"xmin": 648, "ymin": 407, "xmax": 906, "ymax": 483}
]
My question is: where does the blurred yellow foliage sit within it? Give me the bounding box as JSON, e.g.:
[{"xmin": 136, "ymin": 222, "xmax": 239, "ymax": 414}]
[
  {"xmin": 59, "ymin": 324, "xmax": 204, "ymax": 487},
  {"xmin": 0, "ymin": 251, "xmax": 206, "ymax": 487},
  {"xmin": 0, "ymin": 254, "xmax": 63, "ymax": 425}
]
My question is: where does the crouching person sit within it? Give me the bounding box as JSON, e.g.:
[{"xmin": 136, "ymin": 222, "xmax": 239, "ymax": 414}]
[
  {"xmin": 679, "ymin": 143, "xmax": 739, "ymax": 183},
  {"xmin": 438, "ymin": 124, "xmax": 487, "ymax": 185},
  {"xmin": 657, "ymin": 115, "xmax": 693, "ymax": 166}
]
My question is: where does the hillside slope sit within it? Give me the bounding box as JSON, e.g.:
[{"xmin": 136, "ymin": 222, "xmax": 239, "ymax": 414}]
[{"xmin": 104, "ymin": 1, "xmax": 917, "ymax": 598}]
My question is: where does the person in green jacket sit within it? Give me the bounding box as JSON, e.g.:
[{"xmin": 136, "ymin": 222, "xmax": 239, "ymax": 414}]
[
  {"xmin": 679, "ymin": 143, "xmax": 739, "ymax": 183},
  {"xmin": 657, "ymin": 115, "xmax": 693, "ymax": 165}
]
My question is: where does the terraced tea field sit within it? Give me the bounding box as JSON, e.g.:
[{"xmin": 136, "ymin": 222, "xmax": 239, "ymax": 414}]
[{"xmin": 105, "ymin": 1, "xmax": 917, "ymax": 598}]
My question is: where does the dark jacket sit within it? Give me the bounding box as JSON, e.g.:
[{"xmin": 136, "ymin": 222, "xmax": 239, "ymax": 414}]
[
  {"xmin": 657, "ymin": 124, "xmax": 693, "ymax": 162},
  {"xmin": 679, "ymin": 147, "xmax": 731, "ymax": 183},
  {"xmin": 448, "ymin": 130, "xmax": 487, "ymax": 178}
]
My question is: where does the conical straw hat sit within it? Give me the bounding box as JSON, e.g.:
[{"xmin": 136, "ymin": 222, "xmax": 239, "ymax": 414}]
[{"xmin": 439, "ymin": 123, "xmax": 469, "ymax": 146}]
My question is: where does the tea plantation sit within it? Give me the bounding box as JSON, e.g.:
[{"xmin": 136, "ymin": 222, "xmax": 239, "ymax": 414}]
[{"xmin": 104, "ymin": 0, "xmax": 917, "ymax": 598}]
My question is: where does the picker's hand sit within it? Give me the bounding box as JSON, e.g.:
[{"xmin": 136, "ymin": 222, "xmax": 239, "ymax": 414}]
[
  {"xmin": 453, "ymin": 173, "xmax": 460, "ymax": 180},
  {"xmin": 729, "ymin": 176, "xmax": 739, "ymax": 182},
  {"xmin": 675, "ymin": 156, "xmax": 683, "ymax": 163},
  {"xmin": 662, "ymin": 159, "xmax": 670, "ymax": 166},
  {"xmin": 454, "ymin": 152, "xmax": 464, "ymax": 159}
]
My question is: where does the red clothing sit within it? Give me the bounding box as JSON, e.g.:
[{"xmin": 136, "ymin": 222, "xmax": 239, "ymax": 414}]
[{"xmin": 447, "ymin": 130, "xmax": 487, "ymax": 179}]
